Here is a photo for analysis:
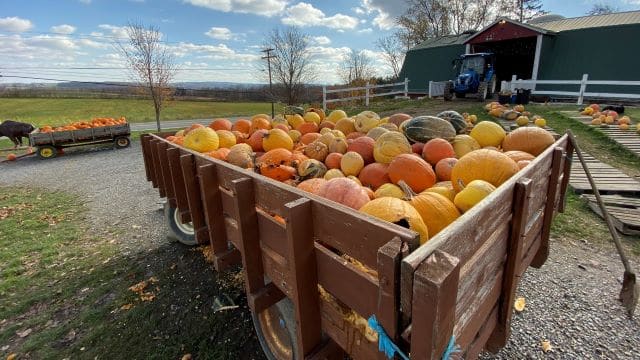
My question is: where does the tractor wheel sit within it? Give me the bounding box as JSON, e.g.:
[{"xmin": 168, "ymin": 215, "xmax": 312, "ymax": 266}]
[
  {"xmin": 114, "ymin": 136, "xmax": 131, "ymax": 149},
  {"xmin": 478, "ymin": 82, "xmax": 488, "ymax": 102},
  {"xmin": 37, "ymin": 145, "xmax": 57, "ymax": 160},
  {"xmin": 443, "ymin": 82, "xmax": 453, "ymax": 101}
]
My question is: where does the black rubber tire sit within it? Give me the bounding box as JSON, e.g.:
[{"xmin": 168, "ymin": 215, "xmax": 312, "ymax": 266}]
[
  {"xmin": 114, "ymin": 136, "xmax": 131, "ymax": 149},
  {"xmin": 164, "ymin": 203, "xmax": 197, "ymax": 246},
  {"xmin": 443, "ymin": 81, "xmax": 453, "ymax": 101},
  {"xmin": 252, "ymin": 296, "xmax": 299, "ymax": 360},
  {"xmin": 37, "ymin": 145, "xmax": 57, "ymax": 160},
  {"xmin": 478, "ymin": 82, "xmax": 488, "ymax": 102}
]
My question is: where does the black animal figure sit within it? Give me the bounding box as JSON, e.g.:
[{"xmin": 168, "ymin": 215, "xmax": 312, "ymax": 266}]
[
  {"xmin": 602, "ymin": 105, "xmax": 625, "ymax": 114},
  {"xmin": 0, "ymin": 120, "xmax": 35, "ymax": 148}
]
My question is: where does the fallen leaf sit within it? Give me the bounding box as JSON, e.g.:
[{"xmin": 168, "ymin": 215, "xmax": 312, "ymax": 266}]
[
  {"xmin": 128, "ymin": 280, "xmax": 148, "ymax": 294},
  {"xmin": 16, "ymin": 328, "xmax": 32, "ymax": 338},
  {"xmin": 120, "ymin": 303, "xmax": 134, "ymax": 310},
  {"xmin": 148, "ymin": 276, "xmax": 159, "ymax": 284},
  {"xmin": 181, "ymin": 354, "xmax": 192, "ymax": 360},
  {"xmin": 170, "ymin": 263, "xmax": 177, "ymax": 270},
  {"xmin": 541, "ymin": 340, "xmax": 552, "ymax": 353},
  {"xmin": 6, "ymin": 353, "xmax": 17, "ymax": 360},
  {"xmin": 514, "ymin": 297, "xmax": 526, "ymax": 312},
  {"xmin": 140, "ymin": 293, "xmax": 155, "ymax": 302}
]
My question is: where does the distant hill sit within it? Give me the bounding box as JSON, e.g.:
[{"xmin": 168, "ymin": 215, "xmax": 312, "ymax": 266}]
[{"xmin": 0, "ymin": 81, "xmax": 265, "ymax": 90}]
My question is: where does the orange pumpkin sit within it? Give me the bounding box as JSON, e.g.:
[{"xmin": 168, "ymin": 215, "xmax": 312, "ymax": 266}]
[
  {"xmin": 422, "ymin": 138, "xmax": 456, "ymax": 166},
  {"xmin": 503, "ymin": 150, "xmax": 535, "ymax": 163},
  {"xmin": 325, "ymin": 153, "xmax": 343, "ymax": 169},
  {"xmin": 6, "ymin": 153, "xmax": 17, "ymax": 161},
  {"xmin": 317, "ymin": 177, "xmax": 371, "ymax": 210},
  {"xmin": 411, "ymin": 142, "xmax": 424, "ymax": 155},
  {"xmin": 257, "ymin": 149, "xmax": 297, "ymax": 181},
  {"xmin": 247, "ymin": 129, "xmax": 267, "ymax": 152},
  {"xmin": 346, "ymin": 131, "xmax": 365, "ymax": 140},
  {"xmin": 232, "ymin": 119, "xmax": 252, "ymax": 134},
  {"xmin": 297, "ymin": 122, "xmax": 319, "ymax": 135},
  {"xmin": 274, "ymin": 124, "xmax": 290, "ymax": 132},
  {"xmin": 399, "ymin": 181, "xmax": 460, "ymax": 236},
  {"xmin": 208, "ymin": 148, "xmax": 231, "ymax": 161},
  {"xmin": 501, "ymin": 127, "xmax": 554, "ymax": 156},
  {"xmin": 300, "ymin": 132, "xmax": 322, "ymax": 145},
  {"xmin": 434, "ymin": 158, "xmax": 457, "ymax": 181},
  {"xmin": 388, "ymin": 154, "xmax": 436, "ymax": 193},
  {"xmin": 184, "ymin": 123, "xmax": 204, "ymax": 135},
  {"xmin": 451, "ymin": 149, "xmax": 519, "ymax": 192},
  {"xmin": 304, "ymin": 141, "xmax": 329, "ymax": 161},
  {"xmin": 358, "ymin": 163, "xmax": 391, "ymax": 190},
  {"xmin": 209, "ymin": 118, "xmax": 232, "ymax": 131},
  {"xmin": 251, "ymin": 117, "xmax": 272, "ymax": 132},
  {"xmin": 517, "ymin": 160, "xmax": 531, "ymax": 169},
  {"xmin": 388, "ymin": 113, "xmax": 412, "ymax": 126},
  {"xmin": 319, "ymin": 121, "xmax": 335, "ymax": 130},
  {"xmin": 347, "ymin": 136, "xmax": 375, "ymax": 164},
  {"xmin": 298, "ymin": 178, "xmax": 327, "ymax": 194}
]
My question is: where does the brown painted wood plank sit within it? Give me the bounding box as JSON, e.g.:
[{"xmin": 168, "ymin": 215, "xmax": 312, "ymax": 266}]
[
  {"xmin": 466, "ymin": 306, "xmax": 499, "ymax": 359},
  {"xmin": 167, "ymin": 147, "xmax": 191, "ymax": 223},
  {"xmin": 180, "ymin": 153, "xmax": 209, "ymax": 244},
  {"xmin": 158, "ymin": 141, "xmax": 176, "ymax": 208},
  {"xmin": 140, "ymin": 134, "xmax": 153, "ymax": 182},
  {"xmin": 376, "ymin": 238, "xmax": 404, "ymax": 341}
]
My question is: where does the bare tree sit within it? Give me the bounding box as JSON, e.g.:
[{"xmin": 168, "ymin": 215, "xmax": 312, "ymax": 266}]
[
  {"xmin": 339, "ymin": 50, "xmax": 376, "ymax": 85},
  {"xmin": 503, "ymin": 0, "xmax": 546, "ymax": 22},
  {"xmin": 376, "ymin": 36, "xmax": 406, "ymax": 80},
  {"xmin": 262, "ymin": 27, "xmax": 315, "ymax": 105},
  {"xmin": 117, "ymin": 22, "xmax": 177, "ymax": 131},
  {"xmin": 586, "ymin": 3, "xmax": 619, "ymax": 15}
]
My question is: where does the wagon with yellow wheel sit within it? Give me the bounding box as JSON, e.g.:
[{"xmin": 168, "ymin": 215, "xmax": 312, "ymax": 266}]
[{"xmin": 29, "ymin": 123, "xmax": 131, "ymax": 159}]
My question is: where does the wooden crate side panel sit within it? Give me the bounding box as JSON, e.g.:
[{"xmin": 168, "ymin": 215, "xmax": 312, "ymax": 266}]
[
  {"xmin": 148, "ymin": 139, "xmax": 162, "ymax": 192},
  {"xmin": 179, "ymin": 153, "xmax": 209, "ymax": 244},
  {"xmin": 158, "ymin": 142, "xmax": 177, "ymax": 208},
  {"xmin": 167, "ymin": 147, "xmax": 191, "ymax": 223},
  {"xmin": 140, "ymin": 134, "xmax": 153, "ymax": 182}
]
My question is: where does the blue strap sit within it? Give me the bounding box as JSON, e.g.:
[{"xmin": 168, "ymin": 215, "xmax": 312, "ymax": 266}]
[{"xmin": 367, "ymin": 315, "xmax": 460, "ymax": 360}]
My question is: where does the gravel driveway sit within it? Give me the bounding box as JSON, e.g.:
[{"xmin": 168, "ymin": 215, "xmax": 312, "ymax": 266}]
[{"xmin": 1, "ymin": 142, "xmax": 638, "ymax": 358}]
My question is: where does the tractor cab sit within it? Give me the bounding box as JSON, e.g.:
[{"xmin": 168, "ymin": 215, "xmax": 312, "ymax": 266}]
[{"xmin": 445, "ymin": 53, "xmax": 496, "ymax": 101}]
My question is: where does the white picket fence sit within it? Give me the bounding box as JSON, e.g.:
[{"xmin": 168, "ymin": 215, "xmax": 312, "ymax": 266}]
[
  {"xmin": 506, "ymin": 74, "xmax": 640, "ymax": 105},
  {"xmin": 322, "ymin": 78, "xmax": 409, "ymax": 111},
  {"xmin": 428, "ymin": 81, "xmax": 447, "ymax": 98}
]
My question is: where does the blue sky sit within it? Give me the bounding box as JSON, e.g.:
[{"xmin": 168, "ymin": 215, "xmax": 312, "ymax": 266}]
[{"xmin": 1, "ymin": 0, "xmax": 639, "ymax": 84}]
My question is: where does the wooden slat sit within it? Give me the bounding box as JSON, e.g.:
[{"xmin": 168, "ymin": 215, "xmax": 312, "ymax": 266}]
[
  {"xmin": 140, "ymin": 134, "xmax": 153, "ymax": 182},
  {"xmin": 376, "ymin": 238, "xmax": 405, "ymax": 340},
  {"xmin": 256, "ymin": 208, "xmax": 288, "ymax": 258},
  {"xmin": 158, "ymin": 142, "xmax": 176, "ymax": 208},
  {"xmin": 465, "ymin": 306, "xmax": 499, "ymax": 359},
  {"xmin": 149, "ymin": 139, "xmax": 161, "ymax": 192},
  {"xmin": 167, "ymin": 147, "xmax": 191, "ymax": 223},
  {"xmin": 180, "ymin": 153, "xmax": 209, "ymax": 244}
]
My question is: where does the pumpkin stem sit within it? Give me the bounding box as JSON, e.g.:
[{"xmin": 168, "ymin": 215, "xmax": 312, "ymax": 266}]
[{"xmin": 397, "ymin": 180, "xmax": 417, "ymax": 201}]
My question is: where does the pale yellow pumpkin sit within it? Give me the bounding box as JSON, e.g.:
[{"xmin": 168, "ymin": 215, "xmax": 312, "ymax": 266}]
[
  {"xmin": 184, "ymin": 127, "xmax": 219, "ymax": 152},
  {"xmin": 454, "ymin": 179, "xmax": 496, "ymax": 212},
  {"xmin": 262, "ymin": 128, "xmax": 293, "ymax": 151},
  {"xmin": 324, "ymin": 168, "xmax": 345, "ymax": 180},
  {"xmin": 327, "ymin": 110, "xmax": 348, "ymax": 123},
  {"xmin": 335, "ymin": 117, "xmax": 356, "ymax": 135},
  {"xmin": 373, "ymin": 131, "xmax": 412, "ymax": 164},
  {"xmin": 354, "ymin": 111, "xmax": 381, "ymax": 133},
  {"xmin": 399, "ymin": 181, "xmax": 460, "ymax": 236},
  {"xmin": 359, "ymin": 197, "xmax": 429, "ymax": 244},
  {"xmin": 341, "ymin": 151, "xmax": 365, "ymax": 176},
  {"xmin": 374, "ymin": 183, "xmax": 404, "ymax": 199},
  {"xmin": 451, "ymin": 149, "xmax": 518, "ymax": 192},
  {"xmin": 216, "ymin": 130, "xmax": 236, "ymax": 148},
  {"xmin": 452, "ymin": 134, "xmax": 481, "ymax": 158},
  {"xmin": 470, "ymin": 121, "xmax": 506, "ymax": 147}
]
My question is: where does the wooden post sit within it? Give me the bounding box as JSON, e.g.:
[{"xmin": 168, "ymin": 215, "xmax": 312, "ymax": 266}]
[
  {"xmin": 404, "ymin": 77, "xmax": 409, "ymax": 98},
  {"xmin": 486, "ymin": 179, "xmax": 531, "ymax": 351},
  {"xmin": 409, "ymin": 250, "xmax": 460, "ymax": 359},
  {"xmin": 180, "ymin": 153, "xmax": 209, "ymax": 245},
  {"xmin": 365, "ymin": 82, "xmax": 370, "ymax": 107},
  {"xmin": 284, "ymin": 198, "xmax": 322, "ymax": 358},
  {"xmin": 376, "ymin": 237, "xmax": 405, "ymax": 341},
  {"xmin": 558, "ymin": 140, "xmax": 575, "ymax": 213},
  {"xmin": 322, "ymin": 86, "xmax": 327, "ymax": 112},
  {"xmin": 510, "ymin": 74, "xmax": 517, "ymax": 93},
  {"xmin": 577, "ymin": 74, "xmax": 588, "ymax": 105},
  {"xmin": 532, "ymin": 148, "xmax": 565, "ymax": 268},
  {"xmin": 140, "ymin": 135, "xmax": 153, "ymax": 182},
  {"xmin": 167, "ymin": 148, "xmax": 191, "ymax": 223},
  {"xmin": 158, "ymin": 142, "xmax": 176, "ymax": 208},
  {"xmin": 428, "ymin": 81, "xmax": 433, "ymax": 98}
]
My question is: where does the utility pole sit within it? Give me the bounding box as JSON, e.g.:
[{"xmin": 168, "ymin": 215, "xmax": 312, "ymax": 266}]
[{"xmin": 261, "ymin": 48, "xmax": 276, "ymax": 119}]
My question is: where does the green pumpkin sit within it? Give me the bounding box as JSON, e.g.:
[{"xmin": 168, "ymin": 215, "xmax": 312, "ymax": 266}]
[
  {"xmin": 436, "ymin": 111, "xmax": 467, "ymax": 134},
  {"xmin": 404, "ymin": 116, "xmax": 457, "ymax": 143}
]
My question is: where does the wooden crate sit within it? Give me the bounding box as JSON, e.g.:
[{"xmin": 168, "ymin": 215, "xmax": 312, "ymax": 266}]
[{"xmin": 140, "ymin": 133, "xmax": 573, "ymax": 359}]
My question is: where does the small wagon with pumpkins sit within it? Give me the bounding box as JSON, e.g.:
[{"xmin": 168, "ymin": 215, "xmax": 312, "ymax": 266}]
[
  {"xmin": 29, "ymin": 118, "xmax": 131, "ymax": 159},
  {"xmin": 140, "ymin": 108, "xmax": 573, "ymax": 359}
]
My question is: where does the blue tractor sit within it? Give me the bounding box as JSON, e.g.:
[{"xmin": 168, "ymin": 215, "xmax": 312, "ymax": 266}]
[{"xmin": 444, "ymin": 53, "xmax": 496, "ymax": 101}]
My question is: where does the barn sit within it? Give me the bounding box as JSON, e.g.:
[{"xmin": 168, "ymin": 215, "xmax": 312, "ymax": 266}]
[{"xmin": 399, "ymin": 11, "xmax": 640, "ymax": 95}]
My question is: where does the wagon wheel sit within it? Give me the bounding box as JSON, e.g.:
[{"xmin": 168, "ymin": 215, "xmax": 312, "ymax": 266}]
[
  {"xmin": 164, "ymin": 203, "xmax": 197, "ymax": 246},
  {"xmin": 37, "ymin": 145, "xmax": 57, "ymax": 160},
  {"xmin": 252, "ymin": 296, "xmax": 298, "ymax": 360},
  {"xmin": 114, "ymin": 136, "xmax": 131, "ymax": 149}
]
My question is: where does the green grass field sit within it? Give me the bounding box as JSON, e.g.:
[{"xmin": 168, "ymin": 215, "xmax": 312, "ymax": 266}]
[{"xmin": 0, "ymin": 98, "xmax": 273, "ymax": 127}]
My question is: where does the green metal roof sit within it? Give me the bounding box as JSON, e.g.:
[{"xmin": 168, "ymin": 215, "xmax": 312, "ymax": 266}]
[
  {"xmin": 409, "ymin": 33, "xmax": 473, "ymax": 51},
  {"xmin": 533, "ymin": 10, "xmax": 640, "ymax": 32}
]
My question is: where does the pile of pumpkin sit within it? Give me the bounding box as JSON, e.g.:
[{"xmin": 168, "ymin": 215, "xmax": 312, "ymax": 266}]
[
  {"xmin": 485, "ymin": 102, "xmax": 547, "ymax": 128},
  {"xmin": 167, "ymin": 109, "xmax": 555, "ymax": 244},
  {"xmin": 39, "ymin": 117, "xmax": 127, "ymax": 133},
  {"xmin": 581, "ymin": 104, "xmax": 634, "ymax": 131}
]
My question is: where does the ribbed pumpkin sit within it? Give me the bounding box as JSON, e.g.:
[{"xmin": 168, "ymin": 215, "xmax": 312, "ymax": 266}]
[
  {"xmin": 517, "ymin": 160, "xmax": 531, "ymax": 169},
  {"xmin": 329, "ymin": 138, "xmax": 348, "ymax": 154},
  {"xmin": 374, "ymin": 183, "xmax": 404, "ymax": 199},
  {"xmin": 263, "ymin": 128, "xmax": 293, "ymax": 151},
  {"xmin": 366, "ymin": 127, "xmax": 389, "ymax": 140},
  {"xmin": 327, "ymin": 110, "xmax": 347, "ymax": 123},
  {"xmin": 454, "ymin": 179, "xmax": 496, "ymax": 212},
  {"xmin": 346, "ymin": 132, "xmax": 365, "ymax": 140},
  {"xmin": 502, "ymin": 127, "xmax": 554, "ymax": 156},
  {"xmin": 422, "ymin": 138, "xmax": 455, "ymax": 165},
  {"xmin": 300, "ymin": 132, "xmax": 322, "ymax": 145},
  {"xmin": 354, "ymin": 111, "xmax": 380, "ymax": 133},
  {"xmin": 251, "ymin": 117, "xmax": 272, "ymax": 132},
  {"xmin": 469, "ymin": 121, "xmax": 506, "ymax": 147},
  {"xmin": 341, "ymin": 151, "xmax": 365, "ymax": 176},
  {"xmin": 436, "ymin": 110, "xmax": 467, "ymax": 134},
  {"xmin": 304, "ymin": 141, "xmax": 329, "ymax": 161},
  {"xmin": 324, "ymin": 169, "xmax": 345, "ymax": 180},
  {"xmin": 347, "ymin": 136, "xmax": 375, "ymax": 164},
  {"xmin": 184, "ymin": 127, "xmax": 219, "ymax": 153},
  {"xmin": 424, "ymin": 185, "xmax": 456, "ymax": 202},
  {"xmin": 451, "ymin": 149, "xmax": 519, "ymax": 192},
  {"xmin": 319, "ymin": 121, "xmax": 335, "ymax": 130},
  {"xmin": 380, "ymin": 123, "xmax": 399, "ymax": 132},
  {"xmin": 359, "ymin": 197, "xmax": 429, "ymax": 244},
  {"xmin": 434, "ymin": 157, "xmax": 457, "ymax": 181},
  {"xmin": 216, "ymin": 130, "xmax": 236, "ymax": 148},
  {"xmin": 298, "ymin": 159, "xmax": 328, "ymax": 179},
  {"xmin": 298, "ymin": 178, "xmax": 327, "ymax": 194},
  {"xmin": 504, "ymin": 150, "xmax": 535, "ymax": 163},
  {"xmin": 288, "ymin": 129, "xmax": 301, "ymax": 143},
  {"xmin": 452, "ymin": 134, "xmax": 480, "ymax": 158},
  {"xmin": 209, "ymin": 118, "xmax": 232, "ymax": 131},
  {"xmin": 359, "ymin": 163, "xmax": 391, "ymax": 190},
  {"xmin": 227, "ymin": 143, "xmax": 254, "ymax": 168},
  {"xmin": 335, "ymin": 118, "xmax": 356, "ymax": 135},
  {"xmin": 232, "ymin": 119, "xmax": 252, "ymax": 134},
  {"xmin": 373, "ymin": 131, "xmax": 412, "ymax": 164},
  {"xmin": 388, "ymin": 113, "xmax": 412, "ymax": 127},
  {"xmin": 325, "ymin": 152, "xmax": 343, "ymax": 169},
  {"xmin": 404, "ymin": 116, "xmax": 456, "ymax": 143},
  {"xmin": 388, "ymin": 154, "xmax": 436, "ymax": 193},
  {"xmin": 208, "ymin": 148, "xmax": 230, "ymax": 161},
  {"xmin": 399, "ymin": 181, "xmax": 460, "ymax": 236},
  {"xmin": 317, "ymin": 177, "xmax": 371, "ymax": 210}
]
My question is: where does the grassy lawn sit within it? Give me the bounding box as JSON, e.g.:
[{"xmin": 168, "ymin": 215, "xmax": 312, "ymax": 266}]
[
  {"xmin": 0, "ymin": 187, "xmax": 260, "ymax": 359},
  {"xmin": 0, "ymin": 98, "xmax": 273, "ymax": 127}
]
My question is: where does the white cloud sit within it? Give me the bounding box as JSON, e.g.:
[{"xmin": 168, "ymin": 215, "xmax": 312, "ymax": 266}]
[
  {"xmin": 312, "ymin": 36, "xmax": 331, "ymax": 45},
  {"xmin": 78, "ymin": 38, "xmax": 108, "ymax": 49},
  {"xmin": 169, "ymin": 41, "xmax": 260, "ymax": 62},
  {"xmin": 184, "ymin": 0, "xmax": 287, "ymax": 17},
  {"xmin": 98, "ymin": 24, "xmax": 128, "ymax": 38},
  {"xmin": 360, "ymin": 0, "xmax": 406, "ymax": 30},
  {"xmin": 79, "ymin": 0, "xmax": 92, "ymax": 4},
  {"xmin": 51, "ymin": 24, "xmax": 77, "ymax": 34},
  {"xmin": 205, "ymin": 27, "xmax": 233, "ymax": 40},
  {"xmin": 0, "ymin": 17, "xmax": 34, "ymax": 32},
  {"xmin": 282, "ymin": 3, "xmax": 359, "ymax": 30},
  {"xmin": 352, "ymin": 7, "xmax": 366, "ymax": 15},
  {"xmin": 358, "ymin": 28, "xmax": 373, "ymax": 34}
]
